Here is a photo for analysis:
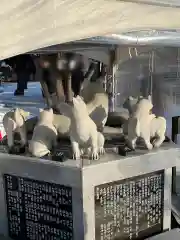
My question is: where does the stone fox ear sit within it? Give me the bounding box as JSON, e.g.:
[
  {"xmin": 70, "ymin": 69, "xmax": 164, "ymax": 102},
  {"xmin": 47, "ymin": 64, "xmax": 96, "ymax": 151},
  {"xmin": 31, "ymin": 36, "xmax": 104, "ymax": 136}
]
[
  {"xmin": 73, "ymin": 96, "xmax": 86, "ymax": 109},
  {"xmin": 7, "ymin": 118, "xmax": 17, "ymax": 148},
  {"xmin": 72, "ymin": 97, "xmax": 80, "ymax": 106},
  {"xmin": 80, "ymin": 96, "xmax": 84, "ymax": 101},
  {"xmin": 76, "ymin": 95, "xmax": 83, "ymax": 102},
  {"xmin": 128, "ymin": 96, "xmax": 134, "ymax": 101},
  {"xmin": 39, "ymin": 108, "xmax": 44, "ymax": 113},
  {"xmin": 76, "ymin": 95, "xmax": 81, "ymax": 100},
  {"xmin": 8, "ymin": 118, "xmax": 16, "ymax": 132},
  {"xmin": 14, "ymin": 108, "xmax": 21, "ymax": 118},
  {"xmin": 14, "ymin": 109, "xmax": 24, "ymax": 127},
  {"xmin": 47, "ymin": 108, "xmax": 53, "ymax": 114},
  {"xmin": 19, "ymin": 109, "xmax": 30, "ymax": 118}
]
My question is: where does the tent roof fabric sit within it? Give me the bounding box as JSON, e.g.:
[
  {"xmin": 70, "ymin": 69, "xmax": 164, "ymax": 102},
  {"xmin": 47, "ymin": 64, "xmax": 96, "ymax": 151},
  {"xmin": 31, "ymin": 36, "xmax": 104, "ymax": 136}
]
[{"xmin": 0, "ymin": 0, "xmax": 180, "ymax": 60}]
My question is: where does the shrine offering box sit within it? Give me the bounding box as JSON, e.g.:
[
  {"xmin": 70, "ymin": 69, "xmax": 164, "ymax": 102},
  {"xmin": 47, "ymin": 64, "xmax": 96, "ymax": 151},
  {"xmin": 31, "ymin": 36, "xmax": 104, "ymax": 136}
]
[
  {"xmin": 147, "ymin": 228, "xmax": 180, "ymax": 239},
  {"xmin": 0, "ymin": 143, "xmax": 179, "ymax": 240}
]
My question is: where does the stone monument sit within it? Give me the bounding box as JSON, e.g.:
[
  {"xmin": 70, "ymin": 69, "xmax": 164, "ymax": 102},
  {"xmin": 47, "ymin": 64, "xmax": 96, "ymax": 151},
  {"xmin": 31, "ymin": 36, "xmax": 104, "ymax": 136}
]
[{"xmin": 0, "ymin": 142, "xmax": 179, "ymax": 240}]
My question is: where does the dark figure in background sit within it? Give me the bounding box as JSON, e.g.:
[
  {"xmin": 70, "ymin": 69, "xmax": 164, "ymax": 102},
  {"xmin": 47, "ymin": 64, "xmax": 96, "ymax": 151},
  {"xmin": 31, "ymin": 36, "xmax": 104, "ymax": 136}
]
[
  {"xmin": 40, "ymin": 53, "xmax": 85, "ymax": 111},
  {"xmin": 71, "ymin": 68, "xmax": 84, "ymax": 97},
  {"xmin": 40, "ymin": 54, "xmax": 104, "ymax": 114},
  {"xmin": 63, "ymin": 53, "xmax": 85, "ymax": 98},
  {"xmin": 13, "ymin": 54, "xmax": 36, "ymax": 96},
  {"xmin": 56, "ymin": 52, "xmax": 85, "ymax": 101},
  {"xmin": 4, "ymin": 57, "xmax": 17, "ymax": 70},
  {"xmin": 40, "ymin": 54, "xmax": 63, "ymax": 112}
]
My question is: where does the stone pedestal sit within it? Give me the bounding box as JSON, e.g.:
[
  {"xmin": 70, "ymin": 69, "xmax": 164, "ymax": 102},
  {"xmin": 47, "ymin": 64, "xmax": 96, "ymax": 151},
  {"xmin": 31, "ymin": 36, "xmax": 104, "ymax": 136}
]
[{"xmin": 0, "ymin": 143, "xmax": 179, "ymax": 240}]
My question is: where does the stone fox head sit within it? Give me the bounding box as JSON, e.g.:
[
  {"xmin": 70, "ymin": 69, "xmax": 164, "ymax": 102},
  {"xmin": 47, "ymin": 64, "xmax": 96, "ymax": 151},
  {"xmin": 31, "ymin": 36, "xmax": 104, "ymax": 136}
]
[
  {"xmin": 135, "ymin": 96, "xmax": 153, "ymax": 116},
  {"xmin": 123, "ymin": 95, "xmax": 152, "ymax": 115},
  {"xmin": 123, "ymin": 96, "xmax": 144, "ymax": 114},
  {"xmin": 11, "ymin": 108, "xmax": 30, "ymax": 127},
  {"xmin": 72, "ymin": 96, "xmax": 87, "ymax": 114},
  {"xmin": 3, "ymin": 108, "xmax": 30, "ymax": 149},
  {"xmin": 58, "ymin": 95, "xmax": 87, "ymax": 119},
  {"xmin": 39, "ymin": 108, "xmax": 54, "ymax": 123}
]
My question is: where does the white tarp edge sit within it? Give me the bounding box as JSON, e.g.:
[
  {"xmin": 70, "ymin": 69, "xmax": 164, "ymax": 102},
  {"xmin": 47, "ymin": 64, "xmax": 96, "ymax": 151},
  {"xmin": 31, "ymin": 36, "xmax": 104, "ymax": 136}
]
[{"xmin": 0, "ymin": 0, "xmax": 180, "ymax": 60}]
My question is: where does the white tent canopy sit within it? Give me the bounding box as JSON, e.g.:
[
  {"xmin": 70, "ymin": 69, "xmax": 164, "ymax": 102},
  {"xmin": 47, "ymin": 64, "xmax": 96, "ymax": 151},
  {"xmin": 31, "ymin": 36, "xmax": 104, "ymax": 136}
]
[{"xmin": 1, "ymin": 0, "xmax": 180, "ymax": 60}]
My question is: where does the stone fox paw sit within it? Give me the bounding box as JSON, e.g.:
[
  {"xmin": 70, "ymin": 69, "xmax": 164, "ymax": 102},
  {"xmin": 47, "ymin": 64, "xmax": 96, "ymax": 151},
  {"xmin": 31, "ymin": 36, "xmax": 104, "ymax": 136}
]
[
  {"xmin": 99, "ymin": 147, "xmax": 105, "ymax": 155},
  {"xmin": 91, "ymin": 150, "xmax": 99, "ymax": 160},
  {"xmin": 73, "ymin": 150, "xmax": 81, "ymax": 160}
]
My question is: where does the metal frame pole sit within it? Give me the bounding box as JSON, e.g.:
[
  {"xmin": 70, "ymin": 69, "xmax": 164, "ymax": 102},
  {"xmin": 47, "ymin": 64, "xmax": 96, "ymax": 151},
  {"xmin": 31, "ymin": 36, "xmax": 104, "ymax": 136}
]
[{"xmin": 171, "ymin": 47, "xmax": 180, "ymax": 194}]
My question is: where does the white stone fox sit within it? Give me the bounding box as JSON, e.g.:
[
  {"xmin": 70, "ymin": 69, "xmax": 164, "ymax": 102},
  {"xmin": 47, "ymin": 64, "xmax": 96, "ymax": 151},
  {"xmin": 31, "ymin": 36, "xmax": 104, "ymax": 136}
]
[
  {"xmin": 127, "ymin": 96, "xmax": 166, "ymax": 150},
  {"xmin": 81, "ymin": 78, "xmax": 108, "ymax": 131},
  {"xmin": 59, "ymin": 96, "xmax": 105, "ymax": 161},
  {"xmin": 122, "ymin": 96, "xmax": 143, "ymax": 134},
  {"xmin": 123, "ymin": 96, "xmax": 143, "ymax": 115},
  {"xmin": 29, "ymin": 108, "xmax": 57, "ymax": 157},
  {"xmin": 3, "ymin": 108, "xmax": 30, "ymax": 148}
]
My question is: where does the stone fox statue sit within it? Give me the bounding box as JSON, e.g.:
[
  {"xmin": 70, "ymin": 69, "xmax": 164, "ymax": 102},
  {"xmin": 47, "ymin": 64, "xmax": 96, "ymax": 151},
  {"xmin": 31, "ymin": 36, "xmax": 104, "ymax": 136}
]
[
  {"xmin": 122, "ymin": 96, "xmax": 143, "ymax": 134},
  {"xmin": 29, "ymin": 108, "xmax": 57, "ymax": 158},
  {"xmin": 123, "ymin": 96, "xmax": 143, "ymax": 115},
  {"xmin": 3, "ymin": 108, "xmax": 30, "ymax": 151},
  {"xmin": 80, "ymin": 77, "xmax": 109, "ymax": 131},
  {"xmin": 59, "ymin": 96, "xmax": 105, "ymax": 162},
  {"xmin": 127, "ymin": 96, "xmax": 166, "ymax": 150}
]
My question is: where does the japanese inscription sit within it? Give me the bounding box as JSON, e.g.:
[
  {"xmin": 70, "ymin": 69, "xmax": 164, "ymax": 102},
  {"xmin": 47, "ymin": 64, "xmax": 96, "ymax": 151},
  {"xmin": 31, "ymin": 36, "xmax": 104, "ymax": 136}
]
[
  {"xmin": 95, "ymin": 170, "xmax": 164, "ymax": 240},
  {"xmin": 4, "ymin": 174, "xmax": 73, "ymax": 240}
]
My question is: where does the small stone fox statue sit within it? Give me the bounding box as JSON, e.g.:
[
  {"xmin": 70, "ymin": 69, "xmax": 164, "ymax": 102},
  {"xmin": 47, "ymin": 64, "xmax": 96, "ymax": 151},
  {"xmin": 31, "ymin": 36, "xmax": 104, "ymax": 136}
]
[
  {"xmin": 59, "ymin": 95, "xmax": 105, "ymax": 162},
  {"xmin": 29, "ymin": 108, "xmax": 57, "ymax": 158},
  {"xmin": 3, "ymin": 108, "xmax": 30, "ymax": 153},
  {"xmin": 122, "ymin": 96, "xmax": 143, "ymax": 134},
  {"xmin": 127, "ymin": 96, "xmax": 166, "ymax": 150},
  {"xmin": 80, "ymin": 77, "xmax": 109, "ymax": 131},
  {"xmin": 123, "ymin": 96, "xmax": 143, "ymax": 115}
]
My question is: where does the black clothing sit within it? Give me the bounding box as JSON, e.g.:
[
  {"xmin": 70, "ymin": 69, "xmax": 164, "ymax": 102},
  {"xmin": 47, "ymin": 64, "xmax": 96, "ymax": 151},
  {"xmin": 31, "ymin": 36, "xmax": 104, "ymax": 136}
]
[
  {"xmin": 15, "ymin": 54, "xmax": 35, "ymax": 74},
  {"xmin": 16, "ymin": 72, "xmax": 30, "ymax": 91},
  {"xmin": 71, "ymin": 69, "xmax": 84, "ymax": 97},
  {"xmin": 14, "ymin": 54, "xmax": 36, "ymax": 93}
]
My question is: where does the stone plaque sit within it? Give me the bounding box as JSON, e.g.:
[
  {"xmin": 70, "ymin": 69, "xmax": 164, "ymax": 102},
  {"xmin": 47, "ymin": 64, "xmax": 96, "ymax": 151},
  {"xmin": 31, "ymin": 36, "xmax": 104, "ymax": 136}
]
[
  {"xmin": 4, "ymin": 174, "xmax": 73, "ymax": 240},
  {"xmin": 95, "ymin": 170, "xmax": 164, "ymax": 240}
]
